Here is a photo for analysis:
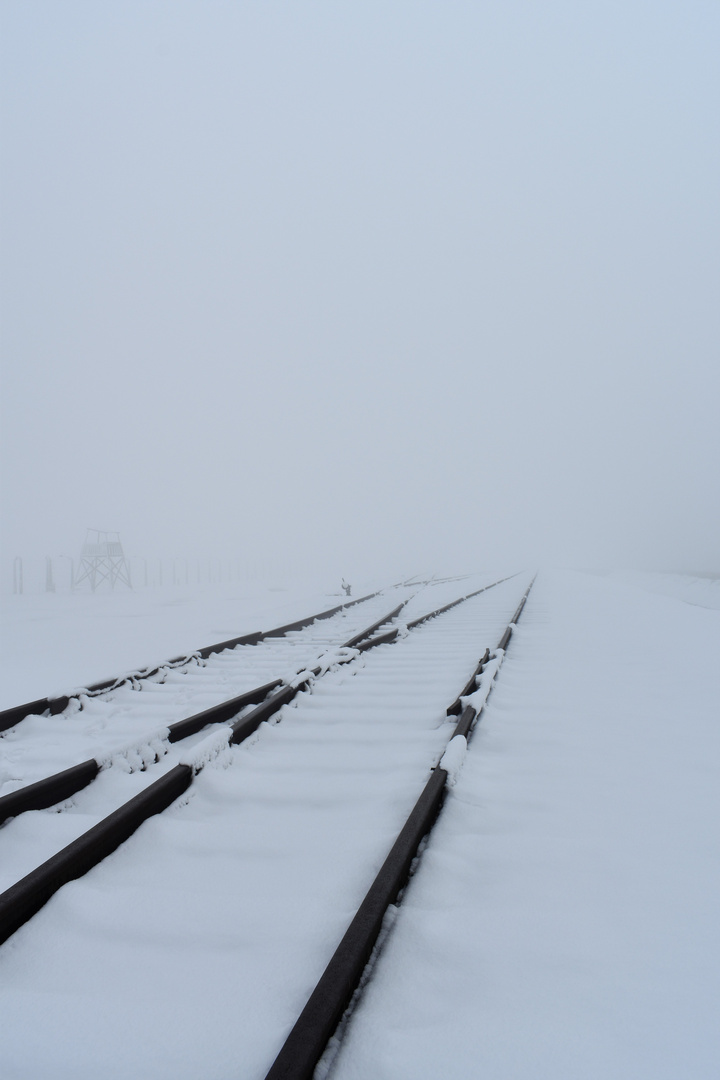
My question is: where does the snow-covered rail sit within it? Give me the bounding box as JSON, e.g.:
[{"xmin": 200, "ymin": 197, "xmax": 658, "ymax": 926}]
[
  {"xmin": 264, "ymin": 580, "xmax": 534, "ymax": 1080},
  {"xmin": 0, "ymin": 578, "xmax": 515, "ymax": 827},
  {"xmin": 0, "ymin": 596, "xmax": 410, "ymax": 827},
  {"xmin": 0, "ymin": 575, "xmax": 517, "ymax": 951},
  {"xmin": 0, "ymin": 588, "xmax": 424, "ymax": 816},
  {"xmin": 0, "ymin": 589, "xmax": 386, "ymax": 734}
]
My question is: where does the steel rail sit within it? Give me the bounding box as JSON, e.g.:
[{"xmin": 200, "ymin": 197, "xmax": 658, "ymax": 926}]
[
  {"xmin": 0, "ymin": 577, "xmax": 512, "ymax": 827},
  {"xmin": 263, "ymin": 578, "xmax": 535, "ymax": 1080},
  {"xmin": 0, "ymin": 589, "xmax": 383, "ymax": 734},
  {"xmin": 354, "ymin": 572, "xmax": 519, "ymax": 651},
  {"xmin": 0, "ymin": 600, "xmax": 408, "ymax": 828},
  {"xmin": 0, "ymin": 577, "xmax": 515, "ymax": 946}
]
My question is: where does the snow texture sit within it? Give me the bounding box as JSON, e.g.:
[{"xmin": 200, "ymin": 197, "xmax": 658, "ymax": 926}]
[
  {"xmin": 329, "ymin": 569, "xmax": 720, "ymax": 1080},
  {"xmin": 0, "ymin": 573, "xmax": 520, "ymax": 1077},
  {"xmin": 460, "ymin": 651, "xmax": 503, "ymax": 714},
  {"xmin": 1, "ymin": 570, "xmax": 718, "ymax": 1079},
  {"xmin": 437, "ymin": 734, "xmax": 466, "ymax": 786}
]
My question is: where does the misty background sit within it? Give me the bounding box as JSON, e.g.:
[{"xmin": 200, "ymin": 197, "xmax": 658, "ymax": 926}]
[{"xmin": 1, "ymin": 0, "xmax": 718, "ymax": 588}]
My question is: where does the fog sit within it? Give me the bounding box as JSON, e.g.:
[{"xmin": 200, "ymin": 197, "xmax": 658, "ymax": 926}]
[{"xmin": 2, "ymin": 1, "xmax": 718, "ymax": 587}]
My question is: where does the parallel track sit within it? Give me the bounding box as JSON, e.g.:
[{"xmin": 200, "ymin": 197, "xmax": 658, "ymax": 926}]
[
  {"xmin": 0, "ymin": 573, "xmax": 532, "ymax": 1080},
  {"xmin": 0, "ymin": 588, "xmax": 416, "ymax": 816},
  {"xmin": 0, "ymin": 589, "xmax": 385, "ymax": 733},
  {"xmin": 0, "ymin": 596, "xmax": 409, "ymax": 827},
  {"xmin": 0, "ymin": 575, "xmax": 515, "ymax": 948},
  {"xmin": 265, "ymin": 580, "xmax": 534, "ymax": 1080}
]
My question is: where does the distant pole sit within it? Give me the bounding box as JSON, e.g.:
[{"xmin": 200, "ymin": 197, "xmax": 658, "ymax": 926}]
[
  {"xmin": 13, "ymin": 557, "xmax": 23, "ymax": 595},
  {"xmin": 172, "ymin": 558, "xmax": 187, "ymax": 586}
]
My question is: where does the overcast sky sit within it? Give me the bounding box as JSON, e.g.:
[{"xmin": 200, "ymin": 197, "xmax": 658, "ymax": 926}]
[{"xmin": 1, "ymin": 0, "xmax": 718, "ymax": 583}]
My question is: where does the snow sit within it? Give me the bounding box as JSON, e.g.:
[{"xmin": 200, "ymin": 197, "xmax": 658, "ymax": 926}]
[
  {"xmin": 602, "ymin": 569, "xmax": 720, "ymax": 610},
  {"xmin": 0, "ymin": 577, "xmax": 383, "ymax": 709},
  {"xmin": 178, "ymin": 726, "xmax": 234, "ymax": 773},
  {"xmin": 0, "ymin": 589, "xmax": 411, "ymax": 796},
  {"xmin": 437, "ymin": 734, "xmax": 466, "ymax": 786},
  {"xmin": 1, "ymin": 570, "xmax": 718, "ymax": 1078},
  {"xmin": 461, "ymin": 650, "xmax": 503, "ymax": 713},
  {"xmin": 0, "ymin": 575, "xmax": 522, "ymax": 1078},
  {"xmin": 329, "ymin": 570, "xmax": 720, "ymax": 1080},
  {"xmin": 0, "ymin": 572, "xmax": 508, "ymax": 710}
]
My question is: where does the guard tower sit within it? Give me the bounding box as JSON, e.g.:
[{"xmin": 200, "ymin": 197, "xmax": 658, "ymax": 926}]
[{"xmin": 74, "ymin": 529, "xmax": 132, "ymax": 592}]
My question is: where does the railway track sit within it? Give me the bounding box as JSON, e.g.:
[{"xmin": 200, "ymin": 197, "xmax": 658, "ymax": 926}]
[
  {"xmin": 0, "ymin": 579, "xmax": 511, "ymax": 824},
  {"xmin": 265, "ymin": 579, "xmax": 534, "ymax": 1080},
  {"xmin": 0, "ymin": 572, "xmax": 531, "ymax": 1079},
  {"xmin": 0, "ymin": 575, "xmax": 512, "ymax": 919},
  {"xmin": 1, "ymin": 585, "xmax": 449, "ymax": 791},
  {"xmin": 0, "ymin": 589, "xmax": 413, "ymax": 828},
  {"xmin": 0, "ymin": 588, "xmax": 388, "ymax": 734}
]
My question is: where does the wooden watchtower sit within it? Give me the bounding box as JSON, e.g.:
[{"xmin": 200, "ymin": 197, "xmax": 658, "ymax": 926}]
[{"xmin": 73, "ymin": 529, "xmax": 132, "ymax": 592}]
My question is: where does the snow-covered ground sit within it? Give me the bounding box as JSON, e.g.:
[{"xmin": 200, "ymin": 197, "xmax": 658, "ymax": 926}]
[
  {"xmin": 0, "ymin": 588, "xmax": 410, "ymax": 796},
  {"xmin": 604, "ymin": 569, "xmax": 720, "ymax": 610},
  {"xmin": 0, "ymin": 573, "xmax": 526, "ymax": 1078},
  {"xmin": 0, "ymin": 572, "xmax": 508, "ymax": 711},
  {"xmin": 0, "ymin": 575, "xmax": 508, "ymax": 893},
  {"xmin": 0, "ymin": 575, "xmax": 388, "ymax": 709},
  {"xmin": 329, "ymin": 570, "xmax": 720, "ymax": 1079},
  {"xmin": 0, "ymin": 570, "xmax": 718, "ymax": 1078}
]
